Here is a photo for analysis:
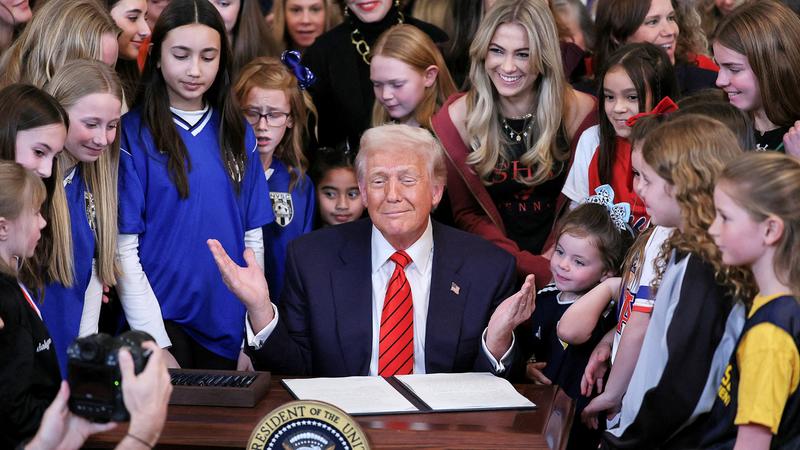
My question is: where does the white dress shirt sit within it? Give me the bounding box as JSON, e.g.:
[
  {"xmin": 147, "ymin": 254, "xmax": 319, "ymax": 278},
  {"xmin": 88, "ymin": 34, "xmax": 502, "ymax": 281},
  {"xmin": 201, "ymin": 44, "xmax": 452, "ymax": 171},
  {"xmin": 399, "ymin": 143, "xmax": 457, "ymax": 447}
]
[{"xmin": 247, "ymin": 219, "xmax": 514, "ymax": 374}]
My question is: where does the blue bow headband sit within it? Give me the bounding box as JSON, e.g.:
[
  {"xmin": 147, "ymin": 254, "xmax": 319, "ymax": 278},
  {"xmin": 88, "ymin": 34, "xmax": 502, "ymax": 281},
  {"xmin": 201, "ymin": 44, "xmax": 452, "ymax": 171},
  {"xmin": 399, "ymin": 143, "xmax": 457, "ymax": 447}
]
[
  {"xmin": 584, "ymin": 184, "xmax": 632, "ymax": 232},
  {"xmin": 281, "ymin": 50, "xmax": 316, "ymax": 90}
]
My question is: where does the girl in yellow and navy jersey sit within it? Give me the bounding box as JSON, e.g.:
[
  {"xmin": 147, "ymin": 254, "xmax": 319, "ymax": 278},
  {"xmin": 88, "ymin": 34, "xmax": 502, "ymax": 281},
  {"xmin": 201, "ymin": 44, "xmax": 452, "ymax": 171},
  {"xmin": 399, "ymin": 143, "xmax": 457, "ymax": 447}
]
[{"xmin": 703, "ymin": 152, "xmax": 800, "ymax": 450}]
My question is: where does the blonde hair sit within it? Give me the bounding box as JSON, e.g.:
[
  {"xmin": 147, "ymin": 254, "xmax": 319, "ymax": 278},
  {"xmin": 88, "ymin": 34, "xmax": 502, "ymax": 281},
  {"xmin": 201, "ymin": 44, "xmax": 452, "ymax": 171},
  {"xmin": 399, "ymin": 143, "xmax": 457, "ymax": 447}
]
[
  {"xmin": 642, "ymin": 114, "xmax": 755, "ymax": 302},
  {"xmin": 465, "ymin": 0, "xmax": 568, "ymax": 186},
  {"xmin": 233, "ymin": 57, "xmax": 316, "ymax": 191},
  {"xmin": 714, "ymin": 0, "xmax": 800, "ymax": 128},
  {"xmin": 0, "ymin": 161, "xmax": 46, "ymax": 278},
  {"xmin": 0, "ymin": 0, "xmax": 119, "ymax": 88},
  {"xmin": 411, "ymin": 0, "xmax": 454, "ymax": 39},
  {"xmin": 370, "ymin": 24, "xmax": 457, "ymax": 132},
  {"xmin": 718, "ymin": 152, "xmax": 800, "ymax": 299},
  {"xmin": 44, "ymin": 59, "xmax": 122, "ymax": 287}
]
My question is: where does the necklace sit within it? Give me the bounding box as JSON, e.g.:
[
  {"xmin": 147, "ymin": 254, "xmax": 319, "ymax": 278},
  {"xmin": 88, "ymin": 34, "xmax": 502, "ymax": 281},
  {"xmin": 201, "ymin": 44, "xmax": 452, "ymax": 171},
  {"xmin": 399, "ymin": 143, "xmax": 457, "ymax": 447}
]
[
  {"xmin": 349, "ymin": 9, "xmax": 404, "ymax": 65},
  {"xmin": 501, "ymin": 114, "xmax": 534, "ymax": 143}
]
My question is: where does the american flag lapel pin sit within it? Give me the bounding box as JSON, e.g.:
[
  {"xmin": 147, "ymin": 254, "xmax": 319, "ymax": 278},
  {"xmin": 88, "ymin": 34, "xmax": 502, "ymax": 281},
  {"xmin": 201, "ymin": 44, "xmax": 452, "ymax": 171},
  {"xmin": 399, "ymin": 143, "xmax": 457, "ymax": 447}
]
[{"xmin": 450, "ymin": 282, "xmax": 460, "ymax": 295}]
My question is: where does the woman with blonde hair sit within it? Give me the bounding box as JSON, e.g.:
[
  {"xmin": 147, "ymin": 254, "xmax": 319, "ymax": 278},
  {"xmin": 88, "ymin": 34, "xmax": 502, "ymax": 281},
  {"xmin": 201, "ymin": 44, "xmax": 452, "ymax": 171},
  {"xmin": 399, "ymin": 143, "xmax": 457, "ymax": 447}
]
[
  {"xmin": 370, "ymin": 24, "xmax": 456, "ymax": 132},
  {"xmin": 0, "ymin": 0, "xmax": 119, "ymax": 88},
  {"xmin": 41, "ymin": 59, "xmax": 169, "ymax": 373},
  {"xmin": 432, "ymin": 0, "xmax": 596, "ymax": 287}
]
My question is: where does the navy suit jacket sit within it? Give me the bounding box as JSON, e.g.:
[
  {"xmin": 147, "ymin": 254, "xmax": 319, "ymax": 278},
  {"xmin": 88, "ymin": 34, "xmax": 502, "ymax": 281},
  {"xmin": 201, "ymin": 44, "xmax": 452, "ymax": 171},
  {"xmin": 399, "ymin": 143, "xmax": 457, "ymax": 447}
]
[{"xmin": 247, "ymin": 219, "xmax": 517, "ymax": 376}]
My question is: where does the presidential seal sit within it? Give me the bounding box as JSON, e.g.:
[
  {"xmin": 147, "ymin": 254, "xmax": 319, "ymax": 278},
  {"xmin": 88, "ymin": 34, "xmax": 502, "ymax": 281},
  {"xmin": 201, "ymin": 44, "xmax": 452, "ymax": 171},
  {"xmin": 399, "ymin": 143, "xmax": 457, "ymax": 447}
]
[{"xmin": 248, "ymin": 400, "xmax": 370, "ymax": 450}]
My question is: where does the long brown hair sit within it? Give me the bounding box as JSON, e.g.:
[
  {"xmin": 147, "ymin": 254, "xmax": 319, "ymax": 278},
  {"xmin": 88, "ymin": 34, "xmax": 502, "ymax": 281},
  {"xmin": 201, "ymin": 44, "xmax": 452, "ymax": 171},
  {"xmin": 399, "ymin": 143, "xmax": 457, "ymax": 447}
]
[
  {"xmin": 0, "ymin": 84, "xmax": 68, "ymax": 291},
  {"xmin": 593, "ymin": 0, "xmax": 708, "ymax": 74},
  {"xmin": 137, "ymin": 0, "xmax": 246, "ymax": 199},
  {"xmin": 596, "ymin": 43, "xmax": 678, "ymax": 185},
  {"xmin": 714, "ymin": 0, "xmax": 800, "ymax": 128}
]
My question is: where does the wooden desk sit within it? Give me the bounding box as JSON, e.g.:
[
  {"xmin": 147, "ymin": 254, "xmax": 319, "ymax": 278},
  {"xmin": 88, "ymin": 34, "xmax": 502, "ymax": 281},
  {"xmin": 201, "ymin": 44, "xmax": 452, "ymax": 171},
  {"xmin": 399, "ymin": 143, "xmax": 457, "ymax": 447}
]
[{"xmin": 87, "ymin": 380, "xmax": 574, "ymax": 450}]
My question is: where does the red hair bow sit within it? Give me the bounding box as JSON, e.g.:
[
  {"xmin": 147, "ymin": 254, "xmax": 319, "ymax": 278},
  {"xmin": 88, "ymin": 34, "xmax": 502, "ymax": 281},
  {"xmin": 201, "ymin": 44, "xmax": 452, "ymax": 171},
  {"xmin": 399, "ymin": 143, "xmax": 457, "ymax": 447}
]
[{"xmin": 625, "ymin": 96, "xmax": 679, "ymax": 127}]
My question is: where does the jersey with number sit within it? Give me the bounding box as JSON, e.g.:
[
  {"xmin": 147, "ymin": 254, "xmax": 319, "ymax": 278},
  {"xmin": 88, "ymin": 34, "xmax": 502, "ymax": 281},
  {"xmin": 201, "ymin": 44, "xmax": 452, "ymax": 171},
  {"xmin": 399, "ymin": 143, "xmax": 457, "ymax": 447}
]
[{"xmin": 611, "ymin": 226, "xmax": 672, "ymax": 363}]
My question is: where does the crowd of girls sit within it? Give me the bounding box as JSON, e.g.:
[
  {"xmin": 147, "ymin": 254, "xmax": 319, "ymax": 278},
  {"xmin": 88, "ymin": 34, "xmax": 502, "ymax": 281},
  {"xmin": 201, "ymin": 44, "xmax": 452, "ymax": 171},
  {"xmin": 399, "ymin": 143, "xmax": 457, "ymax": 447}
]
[{"xmin": 1, "ymin": 0, "xmax": 800, "ymax": 448}]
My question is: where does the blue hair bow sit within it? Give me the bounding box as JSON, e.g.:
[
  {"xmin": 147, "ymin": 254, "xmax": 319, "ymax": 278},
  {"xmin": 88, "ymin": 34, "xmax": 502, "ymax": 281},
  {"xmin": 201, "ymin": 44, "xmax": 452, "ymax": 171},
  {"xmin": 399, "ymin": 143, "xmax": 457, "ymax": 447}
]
[
  {"xmin": 281, "ymin": 50, "xmax": 316, "ymax": 90},
  {"xmin": 584, "ymin": 184, "xmax": 632, "ymax": 232}
]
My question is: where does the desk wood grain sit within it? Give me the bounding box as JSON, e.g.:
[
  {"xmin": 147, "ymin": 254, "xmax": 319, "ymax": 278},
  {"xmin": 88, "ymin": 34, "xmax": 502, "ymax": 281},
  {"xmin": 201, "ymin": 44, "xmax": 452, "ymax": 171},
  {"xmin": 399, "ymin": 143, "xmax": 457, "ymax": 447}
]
[{"xmin": 86, "ymin": 380, "xmax": 573, "ymax": 450}]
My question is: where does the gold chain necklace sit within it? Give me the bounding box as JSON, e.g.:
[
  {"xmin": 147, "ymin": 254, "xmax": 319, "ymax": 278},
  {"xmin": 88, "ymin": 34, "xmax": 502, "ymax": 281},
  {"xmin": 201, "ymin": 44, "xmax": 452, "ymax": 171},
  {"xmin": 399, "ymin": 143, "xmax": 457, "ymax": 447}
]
[{"xmin": 349, "ymin": 11, "xmax": 404, "ymax": 65}]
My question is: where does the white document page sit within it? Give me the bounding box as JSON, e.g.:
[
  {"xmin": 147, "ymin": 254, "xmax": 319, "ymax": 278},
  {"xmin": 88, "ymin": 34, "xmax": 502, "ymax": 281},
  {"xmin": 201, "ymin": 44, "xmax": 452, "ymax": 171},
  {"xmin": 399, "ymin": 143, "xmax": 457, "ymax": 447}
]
[
  {"xmin": 282, "ymin": 376, "xmax": 419, "ymax": 415},
  {"xmin": 395, "ymin": 372, "xmax": 536, "ymax": 411}
]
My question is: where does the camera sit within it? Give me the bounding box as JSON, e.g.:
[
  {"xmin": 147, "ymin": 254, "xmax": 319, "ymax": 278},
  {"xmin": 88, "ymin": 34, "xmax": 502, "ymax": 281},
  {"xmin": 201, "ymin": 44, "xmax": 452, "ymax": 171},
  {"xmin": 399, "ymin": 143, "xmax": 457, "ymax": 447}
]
[{"xmin": 67, "ymin": 330, "xmax": 154, "ymax": 422}]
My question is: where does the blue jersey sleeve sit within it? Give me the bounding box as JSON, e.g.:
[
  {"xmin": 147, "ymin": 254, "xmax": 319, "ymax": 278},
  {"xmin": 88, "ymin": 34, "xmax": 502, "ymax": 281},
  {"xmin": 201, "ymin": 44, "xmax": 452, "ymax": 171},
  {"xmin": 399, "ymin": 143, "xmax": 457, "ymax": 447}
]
[
  {"xmin": 240, "ymin": 127, "xmax": 274, "ymax": 230},
  {"xmin": 118, "ymin": 114, "xmax": 147, "ymax": 234}
]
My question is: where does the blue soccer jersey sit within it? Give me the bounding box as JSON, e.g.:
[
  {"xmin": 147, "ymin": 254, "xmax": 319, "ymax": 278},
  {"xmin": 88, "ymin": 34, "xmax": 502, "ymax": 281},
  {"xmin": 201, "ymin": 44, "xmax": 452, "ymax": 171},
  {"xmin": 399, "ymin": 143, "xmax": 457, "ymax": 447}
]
[
  {"xmin": 118, "ymin": 107, "xmax": 274, "ymax": 360},
  {"xmin": 41, "ymin": 166, "xmax": 96, "ymax": 375},
  {"xmin": 262, "ymin": 159, "xmax": 315, "ymax": 302}
]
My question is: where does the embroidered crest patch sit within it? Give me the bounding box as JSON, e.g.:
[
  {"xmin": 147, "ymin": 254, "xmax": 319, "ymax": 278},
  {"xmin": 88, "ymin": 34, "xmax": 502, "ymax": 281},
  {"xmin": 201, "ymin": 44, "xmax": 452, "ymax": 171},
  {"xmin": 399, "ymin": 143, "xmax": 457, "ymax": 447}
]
[{"xmin": 270, "ymin": 192, "xmax": 294, "ymax": 227}]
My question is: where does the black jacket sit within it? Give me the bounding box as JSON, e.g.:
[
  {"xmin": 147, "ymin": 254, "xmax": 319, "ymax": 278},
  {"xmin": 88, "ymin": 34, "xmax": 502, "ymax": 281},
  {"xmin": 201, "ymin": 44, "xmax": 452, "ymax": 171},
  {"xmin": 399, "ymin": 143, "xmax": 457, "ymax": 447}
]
[
  {"xmin": 302, "ymin": 7, "xmax": 447, "ymax": 150},
  {"xmin": 0, "ymin": 273, "xmax": 60, "ymax": 449}
]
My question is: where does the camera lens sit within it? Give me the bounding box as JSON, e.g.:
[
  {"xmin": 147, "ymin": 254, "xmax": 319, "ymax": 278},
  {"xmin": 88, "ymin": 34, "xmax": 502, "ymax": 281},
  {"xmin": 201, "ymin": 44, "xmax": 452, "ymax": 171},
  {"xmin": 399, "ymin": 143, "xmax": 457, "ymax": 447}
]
[{"xmin": 79, "ymin": 341, "xmax": 98, "ymax": 360}]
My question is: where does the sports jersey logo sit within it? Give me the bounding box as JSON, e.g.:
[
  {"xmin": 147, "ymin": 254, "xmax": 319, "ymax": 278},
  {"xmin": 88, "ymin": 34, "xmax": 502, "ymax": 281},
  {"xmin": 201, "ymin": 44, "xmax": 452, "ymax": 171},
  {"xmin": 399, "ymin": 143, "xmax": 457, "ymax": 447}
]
[
  {"xmin": 270, "ymin": 192, "xmax": 294, "ymax": 227},
  {"xmin": 717, "ymin": 364, "xmax": 733, "ymax": 407}
]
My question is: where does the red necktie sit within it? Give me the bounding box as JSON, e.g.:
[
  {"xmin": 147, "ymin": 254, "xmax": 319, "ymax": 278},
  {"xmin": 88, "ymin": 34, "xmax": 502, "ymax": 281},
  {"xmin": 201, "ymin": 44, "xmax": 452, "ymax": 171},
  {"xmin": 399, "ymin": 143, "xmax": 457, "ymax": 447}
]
[{"xmin": 378, "ymin": 251, "xmax": 414, "ymax": 376}]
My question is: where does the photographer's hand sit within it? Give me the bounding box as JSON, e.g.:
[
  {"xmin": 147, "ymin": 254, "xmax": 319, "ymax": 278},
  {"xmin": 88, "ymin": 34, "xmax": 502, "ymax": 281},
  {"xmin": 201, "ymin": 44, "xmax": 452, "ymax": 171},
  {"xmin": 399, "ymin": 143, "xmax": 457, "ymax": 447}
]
[
  {"xmin": 25, "ymin": 382, "xmax": 116, "ymax": 450},
  {"xmin": 118, "ymin": 342, "xmax": 172, "ymax": 449}
]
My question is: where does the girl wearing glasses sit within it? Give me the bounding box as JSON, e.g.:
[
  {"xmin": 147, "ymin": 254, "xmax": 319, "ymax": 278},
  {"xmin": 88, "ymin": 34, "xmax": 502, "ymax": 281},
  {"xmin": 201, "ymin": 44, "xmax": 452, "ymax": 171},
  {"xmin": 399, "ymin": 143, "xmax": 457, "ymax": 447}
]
[{"xmin": 234, "ymin": 55, "xmax": 316, "ymax": 302}]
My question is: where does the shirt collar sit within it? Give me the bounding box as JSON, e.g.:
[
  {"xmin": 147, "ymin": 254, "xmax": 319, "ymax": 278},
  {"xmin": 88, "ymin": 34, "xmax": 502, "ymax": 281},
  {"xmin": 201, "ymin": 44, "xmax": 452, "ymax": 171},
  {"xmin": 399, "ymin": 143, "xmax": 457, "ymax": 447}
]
[
  {"xmin": 750, "ymin": 292, "xmax": 793, "ymax": 318},
  {"xmin": 371, "ymin": 218, "xmax": 433, "ymax": 275}
]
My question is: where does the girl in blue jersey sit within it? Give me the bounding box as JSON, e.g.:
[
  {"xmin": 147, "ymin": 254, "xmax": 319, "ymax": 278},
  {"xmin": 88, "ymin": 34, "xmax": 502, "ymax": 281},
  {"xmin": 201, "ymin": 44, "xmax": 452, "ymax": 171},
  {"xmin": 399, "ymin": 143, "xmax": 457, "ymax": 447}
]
[
  {"xmin": 118, "ymin": 0, "xmax": 273, "ymax": 369},
  {"xmin": 233, "ymin": 54, "xmax": 316, "ymax": 303},
  {"xmin": 703, "ymin": 152, "xmax": 800, "ymax": 449},
  {"xmin": 41, "ymin": 59, "xmax": 171, "ymax": 374}
]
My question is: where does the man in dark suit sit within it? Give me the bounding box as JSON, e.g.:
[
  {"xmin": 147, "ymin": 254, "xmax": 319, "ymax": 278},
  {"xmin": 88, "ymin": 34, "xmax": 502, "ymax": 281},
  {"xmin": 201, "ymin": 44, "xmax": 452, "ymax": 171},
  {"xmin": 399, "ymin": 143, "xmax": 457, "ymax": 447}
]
[{"xmin": 208, "ymin": 124, "xmax": 535, "ymax": 377}]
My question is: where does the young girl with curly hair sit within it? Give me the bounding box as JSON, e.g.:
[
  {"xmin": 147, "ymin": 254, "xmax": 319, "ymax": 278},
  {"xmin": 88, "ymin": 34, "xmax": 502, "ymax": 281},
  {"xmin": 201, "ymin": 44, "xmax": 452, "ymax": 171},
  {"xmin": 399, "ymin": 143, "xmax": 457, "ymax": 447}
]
[{"xmin": 603, "ymin": 114, "xmax": 756, "ymax": 448}]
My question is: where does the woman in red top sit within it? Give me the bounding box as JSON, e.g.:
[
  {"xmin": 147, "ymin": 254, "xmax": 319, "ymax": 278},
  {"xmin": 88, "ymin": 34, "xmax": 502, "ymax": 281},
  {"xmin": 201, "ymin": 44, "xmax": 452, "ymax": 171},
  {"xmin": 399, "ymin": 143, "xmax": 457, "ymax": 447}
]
[{"xmin": 432, "ymin": 0, "xmax": 596, "ymax": 288}]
